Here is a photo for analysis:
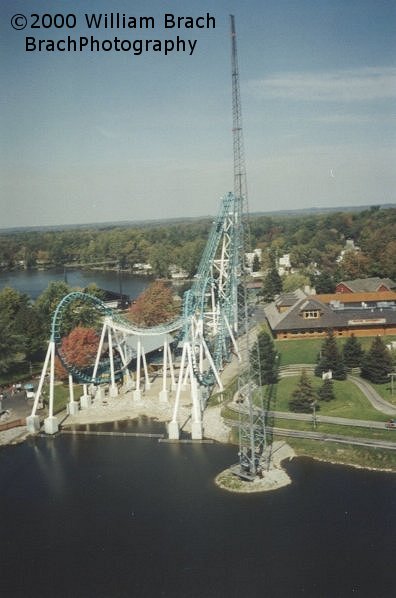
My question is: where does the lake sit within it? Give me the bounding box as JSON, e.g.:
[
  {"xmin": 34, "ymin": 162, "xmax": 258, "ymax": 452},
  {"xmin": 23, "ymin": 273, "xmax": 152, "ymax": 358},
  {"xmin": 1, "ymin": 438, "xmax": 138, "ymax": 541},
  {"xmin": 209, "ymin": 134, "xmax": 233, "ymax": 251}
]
[
  {"xmin": 0, "ymin": 268, "xmax": 151, "ymax": 301},
  {"xmin": 0, "ymin": 418, "xmax": 395, "ymax": 598}
]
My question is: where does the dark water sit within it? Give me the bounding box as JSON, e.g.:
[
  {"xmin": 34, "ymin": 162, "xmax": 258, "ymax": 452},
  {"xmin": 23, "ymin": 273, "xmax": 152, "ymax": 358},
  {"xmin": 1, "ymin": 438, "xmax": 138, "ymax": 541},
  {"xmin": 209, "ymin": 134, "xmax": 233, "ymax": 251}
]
[
  {"xmin": 0, "ymin": 420, "xmax": 395, "ymax": 598},
  {"xmin": 0, "ymin": 269, "xmax": 150, "ymax": 300}
]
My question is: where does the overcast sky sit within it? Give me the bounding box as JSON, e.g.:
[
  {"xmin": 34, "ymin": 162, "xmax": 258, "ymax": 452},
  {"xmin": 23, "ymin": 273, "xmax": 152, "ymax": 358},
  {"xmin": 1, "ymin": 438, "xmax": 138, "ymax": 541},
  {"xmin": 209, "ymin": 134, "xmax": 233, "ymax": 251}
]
[{"xmin": 1, "ymin": 0, "xmax": 395, "ymax": 228}]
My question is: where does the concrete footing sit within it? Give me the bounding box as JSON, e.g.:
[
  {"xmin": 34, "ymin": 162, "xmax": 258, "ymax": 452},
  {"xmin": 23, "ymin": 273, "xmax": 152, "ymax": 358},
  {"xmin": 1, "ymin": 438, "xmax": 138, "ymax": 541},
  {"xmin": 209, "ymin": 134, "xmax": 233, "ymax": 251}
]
[
  {"xmin": 159, "ymin": 389, "xmax": 169, "ymax": 404},
  {"xmin": 67, "ymin": 401, "xmax": 79, "ymax": 415},
  {"xmin": 80, "ymin": 395, "xmax": 92, "ymax": 409},
  {"xmin": 191, "ymin": 421, "xmax": 203, "ymax": 440},
  {"xmin": 133, "ymin": 389, "xmax": 143, "ymax": 402},
  {"xmin": 109, "ymin": 385, "xmax": 118, "ymax": 398},
  {"xmin": 44, "ymin": 416, "xmax": 58, "ymax": 435},
  {"xmin": 168, "ymin": 421, "xmax": 179, "ymax": 439},
  {"xmin": 95, "ymin": 386, "xmax": 104, "ymax": 400},
  {"xmin": 26, "ymin": 415, "xmax": 40, "ymax": 434}
]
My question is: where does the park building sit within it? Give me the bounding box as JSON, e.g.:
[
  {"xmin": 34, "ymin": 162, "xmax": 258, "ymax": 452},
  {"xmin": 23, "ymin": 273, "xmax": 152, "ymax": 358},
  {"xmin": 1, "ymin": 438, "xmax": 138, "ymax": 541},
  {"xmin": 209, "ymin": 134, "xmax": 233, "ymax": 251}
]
[{"xmin": 264, "ymin": 286, "xmax": 396, "ymax": 340}]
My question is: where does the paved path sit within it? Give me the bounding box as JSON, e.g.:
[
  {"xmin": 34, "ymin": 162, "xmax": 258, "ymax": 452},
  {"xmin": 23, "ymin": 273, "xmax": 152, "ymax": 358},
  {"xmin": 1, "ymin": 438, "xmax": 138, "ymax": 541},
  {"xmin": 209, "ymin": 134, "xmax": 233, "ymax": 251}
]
[
  {"xmin": 348, "ymin": 375, "xmax": 396, "ymax": 416},
  {"xmin": 268, "ymin": 410, "xmax": 390, "ymax": 430}
]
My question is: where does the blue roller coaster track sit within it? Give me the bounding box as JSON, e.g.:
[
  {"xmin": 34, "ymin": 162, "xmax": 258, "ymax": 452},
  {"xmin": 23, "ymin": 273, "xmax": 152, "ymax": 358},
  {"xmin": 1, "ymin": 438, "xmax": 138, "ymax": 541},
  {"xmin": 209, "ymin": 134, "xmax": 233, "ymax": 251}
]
[{"xmin": 51, "ymin": 192, "xmax": 243, "ymax": 387}]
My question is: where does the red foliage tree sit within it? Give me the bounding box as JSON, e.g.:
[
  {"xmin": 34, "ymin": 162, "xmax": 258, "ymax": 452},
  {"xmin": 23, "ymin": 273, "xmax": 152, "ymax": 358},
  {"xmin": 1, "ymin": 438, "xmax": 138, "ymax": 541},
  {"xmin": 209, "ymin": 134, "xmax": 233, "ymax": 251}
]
[
  {"xmin": 128, "ymin": 281, "xmax": 178, "ymax": 326},
  {"xmin": 59, "ymin": 326, "xmax": 100, "ymax": 369}
]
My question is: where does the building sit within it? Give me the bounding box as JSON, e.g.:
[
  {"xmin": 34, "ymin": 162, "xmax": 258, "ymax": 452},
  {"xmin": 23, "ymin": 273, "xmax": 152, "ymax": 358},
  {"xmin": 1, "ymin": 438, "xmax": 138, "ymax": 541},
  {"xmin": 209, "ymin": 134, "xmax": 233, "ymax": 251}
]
[
  {"xmin": 336, "ymin": 277, "xmax": 396, "ymax": 294},
  {"xmin": 264, "ymin": 289, "xmax": 396, "ymax": 340}
]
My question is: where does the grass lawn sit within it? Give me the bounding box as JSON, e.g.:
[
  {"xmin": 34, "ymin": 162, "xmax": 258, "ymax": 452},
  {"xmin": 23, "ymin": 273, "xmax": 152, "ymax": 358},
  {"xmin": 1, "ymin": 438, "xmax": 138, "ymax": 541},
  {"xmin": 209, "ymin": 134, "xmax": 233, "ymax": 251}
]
[
  {"xmin": 270, "ymin": 375, "xmax": 388, "ymax": 421},
  {"xmin": 274, "ymin": 338, "xmax": 322, "ymax": 366},
  {"xmin": 274, "ymin": 334, "xmax": 396, "ymax": 367},
  {"xmin": 285, "ymin": 438, "xmax": 396, "ymax": 471},
  {"xmin": 41, "ymin": 382, "xmax": 80, "ymax": 414}
]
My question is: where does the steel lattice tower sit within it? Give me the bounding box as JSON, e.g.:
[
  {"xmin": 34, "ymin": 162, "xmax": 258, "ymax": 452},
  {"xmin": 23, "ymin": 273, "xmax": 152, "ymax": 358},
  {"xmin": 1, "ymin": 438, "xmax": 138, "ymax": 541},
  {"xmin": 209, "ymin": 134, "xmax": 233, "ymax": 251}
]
[{"xmin": 230, "ymin": 14, "xmax": 267, "ymax": 478}]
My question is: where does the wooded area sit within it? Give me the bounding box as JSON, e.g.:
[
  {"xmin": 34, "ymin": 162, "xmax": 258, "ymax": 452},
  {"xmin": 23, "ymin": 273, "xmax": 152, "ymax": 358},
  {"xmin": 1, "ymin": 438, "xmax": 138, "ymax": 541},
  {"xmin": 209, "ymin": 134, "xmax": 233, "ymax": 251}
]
[{"xmin": 1, "ymin": 206, "xmax": 395, "ymax": 282}]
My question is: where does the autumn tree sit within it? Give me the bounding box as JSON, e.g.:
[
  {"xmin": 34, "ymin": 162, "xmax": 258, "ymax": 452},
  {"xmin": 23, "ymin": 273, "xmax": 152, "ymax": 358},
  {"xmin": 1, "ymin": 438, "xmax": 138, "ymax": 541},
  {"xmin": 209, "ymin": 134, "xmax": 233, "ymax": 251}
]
[
  {"xmin": 128, "ymin": 281, "xmax": 178, "ymax": 326},
  {"xmin": 58, "ymin": 326, "xmax": 100, "ymax": 371}
]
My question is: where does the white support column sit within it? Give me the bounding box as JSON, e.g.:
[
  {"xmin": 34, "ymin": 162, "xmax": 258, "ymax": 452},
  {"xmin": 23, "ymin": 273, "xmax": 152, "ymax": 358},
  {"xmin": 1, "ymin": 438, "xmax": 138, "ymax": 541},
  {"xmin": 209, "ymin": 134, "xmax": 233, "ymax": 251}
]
[
  {"xmin": 159, "ymin": 338, "xmax": 169, "ymax": 403},
  {"xmin": 202, "ymin": 337, "xmax": 224, "ymax": 390},
  {"xmin": 80, "ymin": 383, "xmax": 92, "ymax": 409},
  {"xmin": 108, "ymin": 326, "xmax": 118, "ymax": 397},
  {"xmin": 186, "ymin": 344, "xmax": 202, "ymax": 440},
  {"xmin": 168, "ymin": 343, "xmax": 176, "ymax": 390},
  {"xmin": 27, "ymin": 339, "xmax": 53, "ymax": 433},
  {"xmin": 224, "ymin": 315, "xmax": 240, "ymax": 360},
  {"xmin": 67, "ymin": 374, "xmax": 79, "ymax": 415},
  {"xmin": 169, "ymin": 342, "xmax": 188, "ymax": 439},
  {"xmin": 117, "ymin": 339, "xmax": 133, "ymax": 390},
  {"xmin": 44, "ymin": 341, "xmax": 58, "ymax": 435},
  {"xmin": 141, "ymin": 344, "xmax": 151, "ymax": 390},
  {"xmin": 133, "ymin": 338, "xmax": 142, "ymax": 402},
  {"xmin": 92, "ymin": 322, "xmax": 107, "ymax": 381}
]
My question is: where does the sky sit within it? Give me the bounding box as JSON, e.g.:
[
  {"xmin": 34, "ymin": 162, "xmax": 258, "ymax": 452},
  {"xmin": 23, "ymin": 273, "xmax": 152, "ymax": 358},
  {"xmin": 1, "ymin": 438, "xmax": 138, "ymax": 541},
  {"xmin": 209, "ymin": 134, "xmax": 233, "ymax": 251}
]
[{"xmin": 1, "ymin": 0, "xmax": 395, "ymax": 228}]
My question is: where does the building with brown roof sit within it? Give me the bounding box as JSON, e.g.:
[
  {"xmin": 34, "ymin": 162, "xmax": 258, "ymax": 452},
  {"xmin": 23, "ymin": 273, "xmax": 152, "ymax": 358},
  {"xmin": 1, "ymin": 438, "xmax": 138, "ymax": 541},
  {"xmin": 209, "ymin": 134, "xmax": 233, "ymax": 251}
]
[
  {"xmin": 264, "ymin": 290, "xmax": 396, "ymax": 340},
  {"xmin": 335, "ymin": 277, "xmax": 396, "ymax": 294}
]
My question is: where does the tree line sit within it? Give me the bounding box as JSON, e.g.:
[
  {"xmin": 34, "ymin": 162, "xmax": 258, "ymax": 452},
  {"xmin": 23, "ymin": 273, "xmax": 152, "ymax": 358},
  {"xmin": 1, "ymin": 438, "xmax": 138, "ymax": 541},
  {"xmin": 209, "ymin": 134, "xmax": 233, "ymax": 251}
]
[{"xmin": 0, "ymin": 206, "xmax": 395, "ymax": 282}]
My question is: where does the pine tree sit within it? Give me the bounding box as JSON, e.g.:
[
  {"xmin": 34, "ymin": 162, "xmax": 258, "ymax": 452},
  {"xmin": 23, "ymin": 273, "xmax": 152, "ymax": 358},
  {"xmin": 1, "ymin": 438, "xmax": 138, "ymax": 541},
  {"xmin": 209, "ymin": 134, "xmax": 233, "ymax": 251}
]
[
  {"xmin": 317, "ymin": 378, "xmax": 335, "ymax": 402},
  {"xmin": 252, "ymin": 253, "xmax": 261, "ymax": 272},
  {"xmin": 262, "ymin": 268, "xmax": 283, "ymax": 302},
  {"xmin": 289, "ymin": 370, "xmax": 317, "ymax": 413},
  {"xmin": 251, "ymin": 331, "xmax": 278, "ymax": 385},
  {"xmin": 343, "ymin": 334, "xmax": 364, "ymax": 369},
  {"xmin": 361, "ymin": 336, "xmax": 393, "ymax": 384},
  {"xmin": 315, "ymin": 330, "xmax": 347, "ymax": 380}
]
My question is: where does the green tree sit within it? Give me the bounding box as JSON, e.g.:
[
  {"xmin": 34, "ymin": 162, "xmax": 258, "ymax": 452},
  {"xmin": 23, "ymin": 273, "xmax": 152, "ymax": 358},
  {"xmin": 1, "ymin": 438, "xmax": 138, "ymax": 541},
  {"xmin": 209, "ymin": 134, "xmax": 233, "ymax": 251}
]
[
  {"xmin": 343, "ymin": 334, "xmax": 364, "ymax": 370},
  {"xmin": 282, "ymin": 273, "xmax": 310, "ymax": 293},
  {"xmin": 0, "ymin": 315, "xmax": 24, "ymax": 374},
  {"xmin": 315, "ymin": 330, "xmax": 347, "ymax": 380},
  {"xmin": 35, "ymin": 281, "xmax": 71, "ymax": 320},
  {"xmin": 311, "ymin": 271, "xmax": 335, "ymax": 294},
  {"xmin": 361, "ymin": 337, "xmax": 393, "ymax": 384},
  {"xmin": 261, "ymin": 268, "xmax": 282, "ymax": 302},
  {"xmin": 317, "ymin": 378, "xmax": 335, "ymax": 402},
  {"xmin": 289, "ymin": 370, "xmax": 317, "ymax": 413},
  {"xmin": 252, "ymin": 254, "xmax": 261, "ymax": 272},
  {"xmin": 250, "ymin": 331, "xmax": 278, "ymax": 385}
]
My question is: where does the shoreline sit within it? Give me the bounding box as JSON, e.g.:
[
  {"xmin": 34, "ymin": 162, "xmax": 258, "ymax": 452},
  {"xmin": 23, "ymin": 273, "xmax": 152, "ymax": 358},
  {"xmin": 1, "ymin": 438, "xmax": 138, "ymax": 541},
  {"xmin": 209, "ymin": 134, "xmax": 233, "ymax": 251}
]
[{"xmin": 1, "ymin": 403, "xmax": 395, "ymax": 476}]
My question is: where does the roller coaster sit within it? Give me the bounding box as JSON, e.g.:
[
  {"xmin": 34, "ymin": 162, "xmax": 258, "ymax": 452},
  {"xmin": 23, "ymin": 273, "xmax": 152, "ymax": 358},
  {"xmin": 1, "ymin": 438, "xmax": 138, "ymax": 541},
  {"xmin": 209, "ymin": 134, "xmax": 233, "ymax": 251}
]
[{"xmin": 27, "ymin": 191, "xmax": 245, "ymax": 439}]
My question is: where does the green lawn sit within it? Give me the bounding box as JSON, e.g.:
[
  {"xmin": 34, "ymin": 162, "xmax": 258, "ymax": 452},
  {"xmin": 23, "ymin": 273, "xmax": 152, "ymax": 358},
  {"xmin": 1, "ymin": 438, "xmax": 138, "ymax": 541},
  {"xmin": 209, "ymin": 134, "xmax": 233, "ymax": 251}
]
[
  {"xmin": 274, "ymin": 334, "xmax": 396, "ymax": 367},
  {"xmin": 41, "ymin": 382, "xmax": 80, "ymax": 414},
  {"xmin": 285, "ymin": 438, "xmax": 396, "ymax": 471},
  {"xmin": 270, "ymin": 375, "xmax": 388, "ymax": 421},
  {"xmin": 275, "ymin": 338, "xmax": 322, "ymax": 365}
]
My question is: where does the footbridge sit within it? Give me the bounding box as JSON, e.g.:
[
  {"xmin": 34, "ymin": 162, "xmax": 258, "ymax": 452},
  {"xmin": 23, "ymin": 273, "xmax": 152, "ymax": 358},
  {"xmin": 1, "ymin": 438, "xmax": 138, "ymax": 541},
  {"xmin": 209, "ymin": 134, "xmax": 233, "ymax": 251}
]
[{"xmin": 27, "ymin": 192, "xmax": 246, "ymax": 440}]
